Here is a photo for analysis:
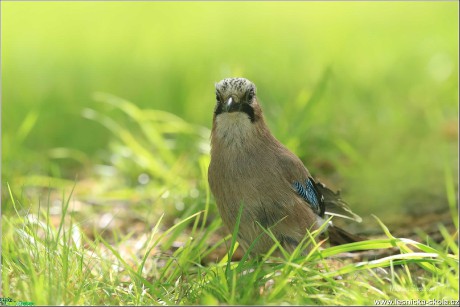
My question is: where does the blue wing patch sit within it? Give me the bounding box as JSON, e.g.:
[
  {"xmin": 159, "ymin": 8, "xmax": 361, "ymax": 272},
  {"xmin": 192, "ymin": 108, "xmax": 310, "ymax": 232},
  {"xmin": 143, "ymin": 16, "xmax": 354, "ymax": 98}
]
[{"xmin": 293, "ymin": 178, "xmax": 324, "ymax": 216}]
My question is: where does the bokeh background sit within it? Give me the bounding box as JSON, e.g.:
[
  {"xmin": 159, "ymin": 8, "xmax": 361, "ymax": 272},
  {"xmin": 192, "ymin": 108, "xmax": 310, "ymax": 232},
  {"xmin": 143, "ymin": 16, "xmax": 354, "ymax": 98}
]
[{"xmin": 2, "ymin": 1, "xmax": 458, "ymax": 232}]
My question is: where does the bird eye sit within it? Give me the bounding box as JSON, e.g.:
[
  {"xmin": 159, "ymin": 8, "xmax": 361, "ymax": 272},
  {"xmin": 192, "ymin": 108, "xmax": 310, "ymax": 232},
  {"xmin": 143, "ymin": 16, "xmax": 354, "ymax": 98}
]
[{"xmin": 247, "ymin": 89, "xmax": 255, "ymax": 102}]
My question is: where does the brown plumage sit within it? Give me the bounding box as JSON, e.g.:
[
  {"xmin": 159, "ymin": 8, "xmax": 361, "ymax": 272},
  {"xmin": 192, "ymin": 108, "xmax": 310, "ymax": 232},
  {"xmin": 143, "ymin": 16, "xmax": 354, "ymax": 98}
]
[{"xmin": 208, "ymin": 77, "xmax": 362, "ymax": 257}]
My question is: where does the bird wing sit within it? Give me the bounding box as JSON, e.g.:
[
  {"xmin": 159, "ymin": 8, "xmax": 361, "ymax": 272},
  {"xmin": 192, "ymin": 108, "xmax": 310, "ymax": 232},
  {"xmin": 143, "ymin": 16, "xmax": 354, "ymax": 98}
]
[
  {"xmin": 275, "ymin": 145, "xmax": 361, "ymax": 222},
  {"xmin": 292, "ymin": 176, "xmax": 362, "ymax": 222},
  {"xmin": 292, "ymin": 178, "xmax": 325, "ymax": 216}
]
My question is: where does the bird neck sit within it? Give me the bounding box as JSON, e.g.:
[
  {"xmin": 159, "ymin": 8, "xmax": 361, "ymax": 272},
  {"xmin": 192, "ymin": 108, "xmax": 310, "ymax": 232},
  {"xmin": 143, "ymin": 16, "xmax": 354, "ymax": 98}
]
[{"xmin": 211, "ymin": 112, "xmax": 277, "ymax": 156}]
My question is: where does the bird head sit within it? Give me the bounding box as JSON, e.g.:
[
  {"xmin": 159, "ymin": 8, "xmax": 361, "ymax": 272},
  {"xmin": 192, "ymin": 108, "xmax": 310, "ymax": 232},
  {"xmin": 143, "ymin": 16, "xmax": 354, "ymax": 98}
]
[{"xmin": 214, "ymin": 77, "xmax": 262, "ymax": 123}]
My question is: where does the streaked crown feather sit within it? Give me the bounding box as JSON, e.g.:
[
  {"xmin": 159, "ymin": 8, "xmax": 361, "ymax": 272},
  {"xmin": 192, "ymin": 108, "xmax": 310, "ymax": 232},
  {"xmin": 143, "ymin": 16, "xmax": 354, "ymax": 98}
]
[{"xmin": 215, "ymin": 77, "xmax": 256, "ymax": 99}]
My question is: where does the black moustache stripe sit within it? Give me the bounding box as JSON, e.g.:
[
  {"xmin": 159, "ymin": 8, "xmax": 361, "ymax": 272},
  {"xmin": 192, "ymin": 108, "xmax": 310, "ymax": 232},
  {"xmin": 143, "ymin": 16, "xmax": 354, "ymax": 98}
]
[
  {"xmin": 240, "ymin": 103, "xmax": 255, "ymax": 122},
  {"xmin": 214, "ymin": 103, "xmax": 224, "ymax": 117},
  {"xmin": 214, "ymin": 103, "xmax": 256, "ymax": 123}
]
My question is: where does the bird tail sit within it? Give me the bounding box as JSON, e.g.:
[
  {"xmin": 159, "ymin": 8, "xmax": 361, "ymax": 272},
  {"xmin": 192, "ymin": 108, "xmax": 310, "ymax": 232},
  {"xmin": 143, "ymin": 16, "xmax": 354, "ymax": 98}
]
[
  {"xmin": 313, "ymin": 180, "xmax": 362, "ymax": 223},
  {"xmin": 325, "ymin": 225, "xmax": 365, "ymax": 246}
]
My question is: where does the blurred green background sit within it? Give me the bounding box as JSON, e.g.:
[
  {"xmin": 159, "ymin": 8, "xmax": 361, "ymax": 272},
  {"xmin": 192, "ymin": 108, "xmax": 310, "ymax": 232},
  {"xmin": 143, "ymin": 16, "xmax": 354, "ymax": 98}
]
[{"xmin": 2, "ymin": 1, "xmax": 458, "ymax": 224}]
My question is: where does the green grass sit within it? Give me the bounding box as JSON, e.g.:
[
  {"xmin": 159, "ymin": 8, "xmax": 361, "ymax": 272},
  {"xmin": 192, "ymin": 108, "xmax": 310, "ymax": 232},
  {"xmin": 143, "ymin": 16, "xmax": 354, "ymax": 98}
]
[
  {"xmin": 1, "ymin": 1, "xmax": 459, "ymax": 305},
  {"xmin": 2, "ymin": 179, "xmax": 458, "ymax": 305}
]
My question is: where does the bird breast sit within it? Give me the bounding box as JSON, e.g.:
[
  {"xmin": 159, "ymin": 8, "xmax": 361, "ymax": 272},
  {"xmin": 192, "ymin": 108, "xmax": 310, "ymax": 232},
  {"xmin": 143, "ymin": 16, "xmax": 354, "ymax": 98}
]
[{"xmin": 209, "ymin": 113, "xmax": 295, "ymax": 222}]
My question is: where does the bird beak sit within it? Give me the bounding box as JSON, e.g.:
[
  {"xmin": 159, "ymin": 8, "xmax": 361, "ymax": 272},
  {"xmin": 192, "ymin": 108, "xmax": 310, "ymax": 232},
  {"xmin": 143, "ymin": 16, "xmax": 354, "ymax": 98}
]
[
  {"xmin": 223, "ymin": 96, "xmax": 242, "ymax": 113},
  {"xmin": 223, "ymin": 97, "xmax": 234, "ymax": 112}
]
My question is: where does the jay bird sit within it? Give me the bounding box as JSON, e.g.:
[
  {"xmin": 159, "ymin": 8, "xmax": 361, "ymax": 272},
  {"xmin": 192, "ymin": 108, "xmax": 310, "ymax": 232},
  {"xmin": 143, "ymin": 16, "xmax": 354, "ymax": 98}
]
[{"xmin": 208, "ymin": 77, "xmax": 363, "ymax": 257}]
